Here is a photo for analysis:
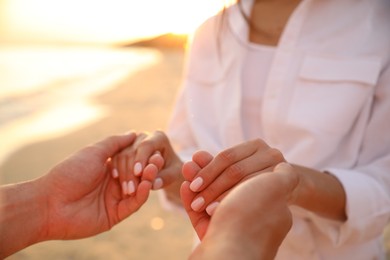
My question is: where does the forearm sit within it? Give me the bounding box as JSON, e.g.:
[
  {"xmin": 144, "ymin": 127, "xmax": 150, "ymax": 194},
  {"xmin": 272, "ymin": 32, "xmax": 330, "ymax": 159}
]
[
  {"xmin": 291, "ymin": 164, "xmax": 347, "ymax": 221},
  {"xmin": 0, "ymin": 179, "xmax": 48, "ymax": 258}
]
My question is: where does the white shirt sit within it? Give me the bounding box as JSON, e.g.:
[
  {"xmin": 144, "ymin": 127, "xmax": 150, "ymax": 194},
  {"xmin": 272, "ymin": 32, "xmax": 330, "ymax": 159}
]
[
  {"xmin": 241, "ymin": 43, "xmax": 275, "ymax": 140},
  {"xmin": 167, "ymin": 0, "xmax": 390, "ymax": 258}
]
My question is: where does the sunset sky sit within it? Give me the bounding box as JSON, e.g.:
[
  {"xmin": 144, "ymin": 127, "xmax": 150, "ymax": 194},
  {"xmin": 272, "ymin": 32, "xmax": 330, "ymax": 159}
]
[{"xmin": 0, "ymin": 0, "xmax": 225, "ymax": 45}]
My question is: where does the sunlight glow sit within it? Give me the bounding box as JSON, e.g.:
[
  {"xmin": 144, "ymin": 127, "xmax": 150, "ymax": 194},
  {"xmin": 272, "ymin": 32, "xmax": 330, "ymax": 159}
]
[
  {"xmin": 1, "ymin": 0, "xmax": 225, "ymax": 45},
  {"xmin": 150, "ymin": 217, "xmax": 165, "ymax": 231}
]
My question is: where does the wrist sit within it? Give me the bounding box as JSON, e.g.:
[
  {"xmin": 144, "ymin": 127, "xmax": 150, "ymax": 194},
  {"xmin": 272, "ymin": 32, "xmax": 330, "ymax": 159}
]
[
  {"xmin": 0, "ymin": 179, "xmax": 49, "ymax": 258},
  {"xmin": 288, "ymin": 164, "xmax": 346, "ymax": 221}
]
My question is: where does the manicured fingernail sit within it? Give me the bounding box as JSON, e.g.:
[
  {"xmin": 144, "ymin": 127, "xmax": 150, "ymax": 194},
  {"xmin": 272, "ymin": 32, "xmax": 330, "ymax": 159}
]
[
  {"xmin": 128, "ymin": 181, "xmax": 135, "ymax": 194},
  {"xmin": 190, "ymin": 177, "xmax": 203, "ymax": 192},
  {"xmin": 134, "ymin": 162, "xmax": 142, "ymax": 176},
  {"xmin": 206, "ymin": 202, "xmax": 219, "ymax": 216},
  {"xmin": 191, "ymin": 197, "xmax": 205, "ymax": 211},
  {"xmin": 153, "ymin": 178, "xmax": 163, "ymax": 190},
  {"xmin": 112, "ymin": 168, "xmax": 119, "ymax": 178},
  {"xmin": 122, "ymin": 181, "xmax": 128, "ymax": 195}
]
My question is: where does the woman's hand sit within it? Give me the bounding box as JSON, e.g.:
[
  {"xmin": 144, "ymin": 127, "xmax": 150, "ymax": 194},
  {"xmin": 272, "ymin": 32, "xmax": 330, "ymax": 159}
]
[
  {"xmin": 184, "ymin": 161, "xmax": 298, "ymax": 260},
  {"xmin": 112, "ymin": 131, "xmax": 184, "ymax": 205},
  {"xmin": 183, "ymin": 139, "xmax": 286, "ymax": 213}
]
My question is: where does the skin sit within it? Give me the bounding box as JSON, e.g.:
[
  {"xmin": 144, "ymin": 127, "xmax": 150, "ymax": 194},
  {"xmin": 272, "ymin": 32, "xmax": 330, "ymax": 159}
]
[
  {"xmin": 183, "ymin": 156, "xmax": 298, "ymax": 260},
  {"xmin": 121, "ymin": 131, "xmax": 346, "ymax": 222},
  {"xmin": 0, "ymin": 133, "xmax": 158, "ymax": 259},
  {"xmin": 248, "ymin": 0, "xmax": 302, "ymax": 46},
  {"xmin": 0, "ymin": 133, "xmax": 296, "ymax": 259},
  {"xmin": 187, "ymin": 145, "xmax": 347, "ymax": 221},
  {"xmin": 112, "ymin": 131, "xmax": 184, "ymax": 206},
  {"xmin": 111, "ymin": 133, "xmax": 164, "ymax": 196}
]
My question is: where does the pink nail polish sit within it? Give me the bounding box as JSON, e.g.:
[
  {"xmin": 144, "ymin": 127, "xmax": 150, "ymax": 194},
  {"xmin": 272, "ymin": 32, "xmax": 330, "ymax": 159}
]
[
  {"xmin": 128, "ymin": 181, "xmax": 135, "ymax": 194},
  {"xmin": 206, "ymin": 202, "xmax": 219, "ymax": 216},
  {"xmin": 191, "ymin": 197, "xmax": 205, "ymax": 211},
  {"xmin": 112, "ymin": 168, "xmax": 119, "ymax": 178},
  {"xmin": 190, "ymin": 177, "xmax": 203, "ymax": 192},
  {"xmin": 122, "ymin": 181, "xmax": 128, "ymax": 195},
  {"xmin": 134, "ymin": 162, "xmax": 142, "ymax": 176}
]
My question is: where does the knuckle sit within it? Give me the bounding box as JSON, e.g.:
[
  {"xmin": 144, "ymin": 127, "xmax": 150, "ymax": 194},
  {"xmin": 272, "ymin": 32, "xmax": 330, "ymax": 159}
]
[
  {"xmin": 225, "ymin": 163, "xmax": 245, "ymax": 181},
  {"xmin": 217, "ymin": 149, "xmax": 236, "ymax": 165},
  {"xmin": 268, "ymin": 148, "xmax": 284, "ymax": 162},
  {"xmin": 117, "ymin": 153, "xmax": 127, "ymax": 161},
  {"xmin": 202, "ymin": 185, "xmax": 218, "ymax": 201},
  {"xmin": 154, "ymin": 130, "xmax": 165, "ymax": 137},
  {"xmin": 253, "ymin": 138, "xmax": 266, "ymax": 146},
  {"xmin": 138, "ymin": 139, "xmax": 155, "ymax": 152},
  {"xmin": 154, "ymin": 130, "xmax": 167, "ymax": 141}
]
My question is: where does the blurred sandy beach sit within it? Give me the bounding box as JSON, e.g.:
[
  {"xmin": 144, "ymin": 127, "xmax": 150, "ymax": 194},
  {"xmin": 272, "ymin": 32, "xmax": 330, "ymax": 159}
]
[{"xmin": 0, "ymin": 41, "xmax": 195, "ymax": 259}]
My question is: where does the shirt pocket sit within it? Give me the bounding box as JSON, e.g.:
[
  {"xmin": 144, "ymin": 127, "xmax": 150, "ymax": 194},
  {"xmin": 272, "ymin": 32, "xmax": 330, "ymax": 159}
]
[{"xmin": 286, "ymin": 55, "xmax": 381, "ymax": 135}]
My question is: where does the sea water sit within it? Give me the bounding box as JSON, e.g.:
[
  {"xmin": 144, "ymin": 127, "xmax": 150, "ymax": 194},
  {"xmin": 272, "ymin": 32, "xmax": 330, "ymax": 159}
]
[{"xmin": 0, "ymin": 45, "xmax": 161, "ymax": 163}]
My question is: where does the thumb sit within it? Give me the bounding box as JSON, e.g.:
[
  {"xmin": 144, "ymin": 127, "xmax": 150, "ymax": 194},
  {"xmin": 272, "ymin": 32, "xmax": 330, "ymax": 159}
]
[
  {"xmin": 273, "ymin": 162, "xmax": 299, "ymax": 202},
  {"xmin": 273, "ymin": 162, "xmax": 294, "ymax": 174}
]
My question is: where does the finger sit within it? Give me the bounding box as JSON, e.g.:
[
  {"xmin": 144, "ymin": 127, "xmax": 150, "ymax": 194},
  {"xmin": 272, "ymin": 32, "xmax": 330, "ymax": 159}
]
[
  {"xmin": 182, "ymin": 161, "xmax": 201, "ymax": 181},
  {"xmin": 95, "ymin": 132, "xmax": 137, "ymax": 160},
  {"xmin": 121, "ymin": 133, "xmax": 150, "ymax": 194},
  {"xmin": 130, "ymin": 133, "xmax": 148, "ymax": 177},
  {"xmin": 106, "ymin": 157, "xmax": 118, "ymax": 179},
  {"xmin": 135, "ymin": 180, "xmax": 152, "ymax": 206},
  {"xmin": 133, "ymin": 131, "xmax": 171, "ymax": 176},
  {"xmin": 191, "ymin": 159, "xmax": 274, "ymax": 211},
  {"xmin": 274, "ymin": 162, "xmax": 294, "ymax": 173},
  {"xmin": 188, "ymin": 140, "xmax": 262, "ymax": 192},
  {"xmin": 125, "ymin": 152, "xmax": 139, "ymax": 196},
  {"xmin": 189, "ymin": 178, "xmax": 237, "ymax": 213},
  {"xmin": 194, "ymin": 189, "xmax": 229, "ymax": 216},
  {"xmin": 273, "ymin": 162, "xmax": 299, "ymax": 200},
  {"xmin": 142, "ymin": 164, "xmax": 158, "ymax": 182},
  {"xmin": 180, "ymin": 181, "xmax": 210, "ymax": 240},
  {"xmin": 203, "ymin": 187, "xmax": 234, "ymax": 216},
  {"xmin": 182, "ymin": 150, "xmax": 213, "ymax": 182},
  {"xmin": 148, "ymin": 152, "xmax": 165, "ymax": 171},
  {"xmin": 118, "ymin": 180, "xmax": 152, "ymax": 220},
  {"xmin": 192, "ymin": 150, "xmax": 214, "ymax": 168},
  {"xmin": 190, "ymin": 142, "xmax": 284, "ymax": 195},
  {"xmin": 181, "ymin": 181, "xmax": 196, "ymax": 212},
  {"xmin": 117, "ymin": 153, "xmax": 129, "ymax": 196}
]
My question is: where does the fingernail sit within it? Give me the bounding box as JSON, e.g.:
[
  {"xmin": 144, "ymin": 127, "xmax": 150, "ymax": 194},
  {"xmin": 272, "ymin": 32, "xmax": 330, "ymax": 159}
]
[
  {"xmin": 191, "ymin": 197, "xmax": 205, "ymax": 211},
  {"xmin": 153, "ymin": 178, "xmax": 163, "ymax": 190},
  {"xmin": 134, "ymin": 162, "xmax": 142, "ymax": 176},
  {"xmin": 206, "ymin": 202, "xmax": 219, "ymax": 216},
  {"xmin": 190, "ymin": 177, "xmax": 203, "ymax": 192},
  {"xmin": 128, "ymin": 181, "xmax": 135, "ymax": 194},
  {"xmin": 122, "ymin": 181, "xmax": 128, "ymax": 195},
  {"xmin": 112, "ymin": 168, "xmax": 119, "ymax": 178}
]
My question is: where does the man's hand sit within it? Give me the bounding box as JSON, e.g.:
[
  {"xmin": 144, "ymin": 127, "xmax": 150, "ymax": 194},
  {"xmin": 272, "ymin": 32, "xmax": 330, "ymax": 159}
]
[{"xmin": 40, "ymin": 133, "xmax": 156, "ymax": 240}]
